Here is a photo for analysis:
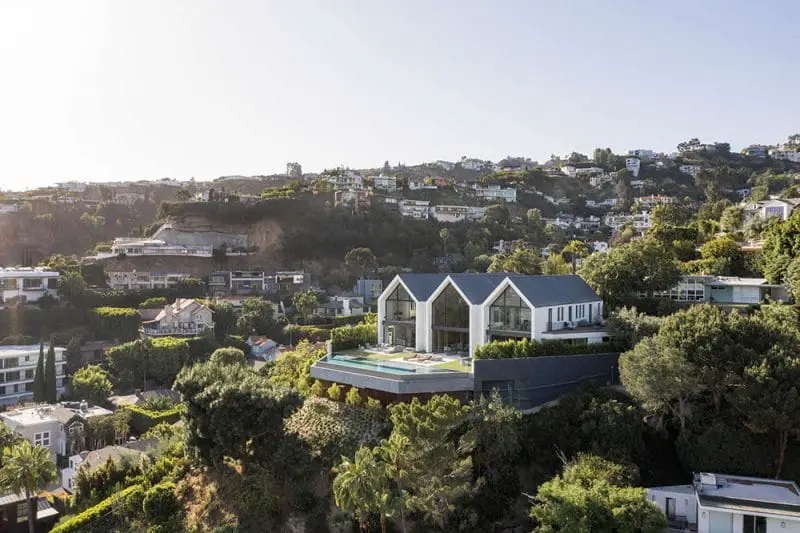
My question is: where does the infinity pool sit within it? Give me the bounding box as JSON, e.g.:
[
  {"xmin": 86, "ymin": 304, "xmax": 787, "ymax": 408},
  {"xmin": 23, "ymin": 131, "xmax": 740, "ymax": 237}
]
[{"xmin": 323, "ymin": 355, "xmax": 457, "ymax": 375}]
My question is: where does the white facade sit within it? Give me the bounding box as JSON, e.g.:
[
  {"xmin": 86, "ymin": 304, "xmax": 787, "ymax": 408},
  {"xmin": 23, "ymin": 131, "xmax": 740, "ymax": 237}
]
[
  {"xmin": 635, "ymin": 195, "xmax": 675, "ymax": 208},
  {"xmin": 769, "ymin": 149, "xmax": 800, "ymax": 163},
  {"xmin": 459, "ymin": 158, "xmax": 488, "ymax": 171},
  {"xmin": 326, "ymin": 171, "xmax": 364, "ymax": 190},
  {"xmin": 0, "ymin": 268, "xmax": 59, "ymax": 304},
  {"xmin": 679, "ymin": 164, "xmax": 703, "ymax": 177},
  {"xmin": 433, "ymin": 160, "xmax": 455, "ymax": 171},
  {"xmin": 648, "ymin": 473, "xmax": 800, "ymax": 533},
  {"xmin": 628, "ymin": 149, "xmax": 656, "ymax": 159},
  {"xmin": 625, "ymin": 157, "xmax": 641, "ymax": 177},
  {"xmin": 141, "ymin": 298, "xmax": 214, "ymax": 337},
  {"xmin": 589, "ymin": 173, "xmax": 614, "ymax": 187},
  {"xmin": 604, "ymin": 212, "xmax": 652, "ymax": 232},
  {"xmin": 106, "ymin": 271, "xmax": 193, "ymax": 290},
  {"xmin": 473, "ymin": 184, "xmax": 517, "ymax": 202},
  {"xmin": 315, "ymin": 295, "xmax": 365, "ymax": 318},
  {"xmin": 377, "ymin": 274, "xmax": 605, "ymax": 358},
  {"xmin": 399, "ymin": 200, "xmax": 431, "ymax": 219},
  {"xmin": 105, "ymin": 238, "xmax": 212, "ymax": 258},
  {"xmin": 372, "ymin": 174, "xmax": 397, "ymax": 191},
  {"xmin": 592, "ymin": 241, "xmax": 609, "ymax": 253},
  {"xmin": 431, "ymin": 205, "xmax": 486, "ymax": 223},
  {"xmin": 0, "ymin": 345, "xmax": 66, "ymax": 405},
  {"xmin": 742, "ymin": 199, "xmax": 800, "ymax": 222}
]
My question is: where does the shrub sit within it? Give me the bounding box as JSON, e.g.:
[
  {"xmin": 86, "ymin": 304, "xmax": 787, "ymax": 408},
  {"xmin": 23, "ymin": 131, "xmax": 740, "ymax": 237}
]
[
  {"xmin": 138, "ymin": 297, "xmax": 168, "ymax": 309},
  {"xmin": 51, "ymin": 484, "xmax": 142, "ymax": 533},
  {"xmin": 209, "ymin": 347, "xmax": 246, "ymax": 366},
  {"xmin": 90, "ymin": 307, "xmax": 140, "ymax": 341},
  {"xmin": 94, "ymin": 243, "xmax": 112, "ymax": 253},
  {"xmin": 282, "ymin": 324, "xmax": 330, "ymax": 344},
  {"xmin": 309, "ymin": 380, "xmax": 324, "ymax": 397},
  {"xmin": 142, "ymin": 482, "xmax": 183, "ymax": 526},
  {"xmin": 473, "ymin": 338, "xmax": 619, "ymax": 360},
  {"xmin": 221, "ymin": 334, "xmax": 249, "ymax": 352},
  {"xmin": 345, "ymin": 386, "xmax": 361, "ymax": 406},
  {"xmin": 326, "ymin": 383, "xmax": 342, "ymax": 401},
  {"xmin": 0, "ymin": 333, "xmax": 36, "ymax": 345},
  {"xmin": 330, "ymin": 322, "xmax": 376, "ymax": 351},
  {"xmin": 365, "ymin": 397, "xmax": 382, "ymax": 412},
  {"xmin": 126, "ymin": 404, "xmax": 184, "ymax": 433},
  {"xmin": 186, "ymin": 334, "xmax": 219, "ymax": 362}
]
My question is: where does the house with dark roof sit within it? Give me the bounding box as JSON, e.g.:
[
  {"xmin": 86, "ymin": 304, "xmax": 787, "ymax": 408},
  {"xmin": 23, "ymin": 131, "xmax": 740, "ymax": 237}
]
[
  {"xmin": 0, "ymin": 492, "xmax": 59, "ymax": 533},
  {"xmin": 377, "ymin": 273, "xmax": 606, "ymax": 357},
  {"xmin": 647, "ymin": 472, "xmax": 800, "ymax": 532}
]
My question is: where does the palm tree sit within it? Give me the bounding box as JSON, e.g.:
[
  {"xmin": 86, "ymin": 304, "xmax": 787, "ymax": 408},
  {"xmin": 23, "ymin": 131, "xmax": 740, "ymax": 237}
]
[
  {"xmin": 0, "ymin": 441, "xmax": 57, "ymax": 533},
  {"xmin": 376, "ymin": 434, "xmax": 411, "ymax": 533},
  {"xmin": 562, "ymin": 240, "xmax": 589, "ymax": 275},
  {"xmin": 333, "ymin": 447, "xmax": 389, "ymax": 533}
]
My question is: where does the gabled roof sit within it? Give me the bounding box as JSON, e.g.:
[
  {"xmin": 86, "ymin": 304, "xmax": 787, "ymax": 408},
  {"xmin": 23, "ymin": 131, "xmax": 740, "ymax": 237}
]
[
  {"xmin": 448, "ymin": 273, "xmax": 506, "ymax": 304},
  {"xmin": 396, "ymin": 274, "xmax": 448, "ymax": 301},
  {"xmin": 506, "ymin": 275, "xmax": 601, "ymax": 307}
]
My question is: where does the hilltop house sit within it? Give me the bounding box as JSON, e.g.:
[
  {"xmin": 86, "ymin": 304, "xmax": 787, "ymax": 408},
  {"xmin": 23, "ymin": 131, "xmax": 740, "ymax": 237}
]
[
  {"xmin": 742, "ymin": 198, "xmax": 800, "ymax": 222},
  {"xmin": 472, "ymin": 184, "xmax": 517, "ymax": 203},
  {"xmin": 334, "ymin": 189, "xmax": 370, "ymax": 210},
  {"xmin": 0, "ymin": 345, "xmax": 66, "ymax": 405},
  {"xmin": 377, "ymin": 273, "xmax": 605, "ymax": 357},
  {"xmin": 62, "ymin": 439, "xmax": 156, "ymax": 491},
  {"xmin": 105, "ymin": 238, "xmax": 212, "ymax": 258},
  {"xmin": 106, "ymin": 271, "xmax": 192, "ymax": 290},
  {"xmin": 399, "ymin": 199, "xmax": 430, "ymax": 219},
  {"xmin": 0, "ymin": 401, "xmax": 113, "ymax": 462},
  {"xmin": 140, "ymin": 298, "xmax": 214, "ymax": 338},
  {"xmin": 315, "ymin": 295, "xmax": 365, "ymax": 318},
  {"xmin": 0, "ymin": 267, "xmax": 59, "ymax": 304},
  {"xmin": 652, "ymin": 275, "xmax": 788, "ymax": 305},
  {"xmin": 372, "ymin": 174, "xmax": 397, "ymax": 191},
  {"xmin": 431, "ymin": 205, "xmax": 486, "ymax": 223},
  {"xmin": 625, "ymin": 157, "xmax": 641, "ymax": 177},
  {"xmin": 648, "ymin": 473, "xmax": 800, "ymax": 533}
]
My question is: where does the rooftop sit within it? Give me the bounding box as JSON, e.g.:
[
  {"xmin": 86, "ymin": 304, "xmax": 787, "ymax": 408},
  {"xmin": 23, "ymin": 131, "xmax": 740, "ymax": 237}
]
[
  {"xmin": 1, "ymin": 402, "xmax": 112, "ymax": 426},
  {"xmin": 0, "ymin": 344, "xmax": 65, "ymax": 356},
  {"xmin": 696, "ymin": 473, "xmax": 800, "ymax": 511},
  {"xmin": 0, "ymin": 267, "xmax": 58, "ymax": 278}
]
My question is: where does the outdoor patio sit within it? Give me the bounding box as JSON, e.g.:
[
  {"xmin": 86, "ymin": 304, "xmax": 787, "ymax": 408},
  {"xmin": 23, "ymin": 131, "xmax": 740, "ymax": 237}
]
[{"xmin": 337, "ymin": 347, "xmax": 471, "ymax": 371}]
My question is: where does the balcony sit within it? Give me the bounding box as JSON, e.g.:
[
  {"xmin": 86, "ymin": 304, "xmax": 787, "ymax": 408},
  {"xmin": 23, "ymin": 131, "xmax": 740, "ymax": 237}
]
[
  {"xmin": 141, "ymin": 324, "xmax": 213, "ymax": 338},
  {"xmin": 542, "ymin": 321, "xmax": 607, "ymax": 341}
]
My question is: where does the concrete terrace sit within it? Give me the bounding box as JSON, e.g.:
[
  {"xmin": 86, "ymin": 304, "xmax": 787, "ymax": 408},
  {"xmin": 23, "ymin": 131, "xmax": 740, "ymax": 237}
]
[{"xmin": 335, "ymin": 347, "xmax": 472, "ymax": 372}]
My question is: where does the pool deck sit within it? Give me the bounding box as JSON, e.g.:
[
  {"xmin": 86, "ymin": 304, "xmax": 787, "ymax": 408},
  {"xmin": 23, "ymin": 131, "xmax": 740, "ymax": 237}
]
[{"xmin": 336, "ymin": 347, "xmax": 470, "ymax": 372}]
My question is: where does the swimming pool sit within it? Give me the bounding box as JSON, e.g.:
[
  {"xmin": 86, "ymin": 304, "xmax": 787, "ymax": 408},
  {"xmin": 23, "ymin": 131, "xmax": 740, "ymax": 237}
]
[{"xmin": 323, "ymin": 355, "xmax": 457, "ymax": 375}]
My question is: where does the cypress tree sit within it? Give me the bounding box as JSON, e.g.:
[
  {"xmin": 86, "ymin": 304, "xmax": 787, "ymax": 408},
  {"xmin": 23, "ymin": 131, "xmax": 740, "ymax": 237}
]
[
  {"xmin": 44, "ymin": 338, "xmax": 57, "ymax": 404},
  {"xmin": 33, "ymin": 341, "xmax": 45, "ymax": 402}
]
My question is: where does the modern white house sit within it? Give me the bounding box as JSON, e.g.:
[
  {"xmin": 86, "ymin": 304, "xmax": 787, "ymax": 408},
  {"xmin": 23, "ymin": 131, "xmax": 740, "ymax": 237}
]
[
  {"xmin": 398, "ymin": 199, "xmax": 431, "ymax": 219},
  {"xmin": 102, "ymin": 238, "xmax": 212, "ymax": 258},
  {"xmin": 625, "ymin": 157, "xmax": 641, "ymax": 177},
  {"xmin": 769, "ymin": 149, "xmax": 800, "ymax": 163},
  {"xmin": 377, "ymin": 273, "xmax": 606, "ymax": 357},
  {"xmin": 652, "ymin": 275, "xmax": 788, "ymax": 305},
  {"xmin": 0, "ymin": 401, "xmax": 113, "ymax": 462},
  {"xmin": 648, "ymin": 472, "xmax": 800, "ymax": 533},
  {"xmin": 472, "ymin": 184, "xmax": 517, "ymax": 203},
  {"xmin": 0, "ymin": 345, "xmax": 66, "ymax": 405},
  {"xmin": 431, "ymin": 205, "xmax": 486, "ymax": 223},
  {"xmin": 679, "ymin": 164, "xmax": 703, "ymax": 177},
  {"xmin": 603, "ymin": 212, "xmax": 653, "ymax": 232},
  {"xmin": 140, "ymin": 298, "xmax": 214, "ymax": 338},
  {"xmin": 0, "ymin": 267, "xmax": 60, "ymax": 304},
  {"xmin": 742, "ymin": 198, "xmax": 800, "ymax": 222},
  {"xmin": 372, "ymin": 174, "xmax": 397, "ymax": 191},
  {"xmin": 315, "ymin": 295, "xmax": 365, "ymax": 318},
  {"xmin": 106, "ymin": 271, "xmax": 193, "ymax": 290},
  {"xmin": 635, "ymin": 195, "xmax": 675, "ymax": 208},
  {"xmin": 628, "ymin": 149, "xmax": 656, "ymax": 159}
]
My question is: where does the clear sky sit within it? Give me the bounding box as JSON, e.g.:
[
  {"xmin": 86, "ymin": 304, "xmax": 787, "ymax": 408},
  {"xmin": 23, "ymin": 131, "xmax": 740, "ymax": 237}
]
[{"xmin": 0, "ymin": 1, "xmax": 798, "ymax": 188}]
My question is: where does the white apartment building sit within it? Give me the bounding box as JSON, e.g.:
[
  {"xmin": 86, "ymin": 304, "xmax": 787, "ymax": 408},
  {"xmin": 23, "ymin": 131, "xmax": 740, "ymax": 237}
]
[
  {"xmin": 628, "ymin": 149, "xmax": 656, "ymax": 159},
  {"xmin": 399, "ymin": 200, "xmax": 431, "ymax": 219},
  {"xmin": 769, "ymin": 149, "xmax": 800, "ymax": 163},
  {"xmin": 372, "ymin": 174, "xmax": 397, "ymax": 191},
  {"xmin": 679, "ymin": 165, "xmax": 703, "ymax": 177},
  {"xmin": 377, "ymin": 273, "xmax": 606, "ymax": 357},
  {"xmin": 473, "ymin": 184, "xmax": 517, "ymax": 202},
  {"xmin": 635, "ymin": 195, "xmax": 675, "ymax": 208},
  {"xmin": 326, "ymin": 171, "xmax": 364, "ymax": 190},
  {"xmin": 0, "ymin": 267, "xmax": 60, "ymax": 304},
  {"xmin": 104, "ymin": 238, "xmax": 212, "ymax": 258},
  {"xmin": 106, "ymin": 271, "xmax": 193, "ymax": 290},
  {"xmin": 648, "ymin": 473, "xmax": 800, "ymax": 533},
  {"xmin": 1, "ymin": 401, "xmax": 112, "ymax": 461},
  {"xmin": 604, "ymin": 212, "xmax": 652, "ymax": 232},
  {"xmin": 625, "ymin": 157, "xmax": 641, "ymax": 177},
  {"xmin": 408, "ymin": 179, "xmax": 437, "ymax": 191},
  {"xmin": 459, "ymin": 158, "xmax": 489, "ymax": 171},
  {"xmin": 0, "ymin": 345, "xmax": 66, "ymax": 405},
  {"xmin": 589, "ymin": 173, "xmax": 614, "ymax": 187},
  {"xmin": 431, "ymin": 205, "xmax": 486, "ymax": 223}
]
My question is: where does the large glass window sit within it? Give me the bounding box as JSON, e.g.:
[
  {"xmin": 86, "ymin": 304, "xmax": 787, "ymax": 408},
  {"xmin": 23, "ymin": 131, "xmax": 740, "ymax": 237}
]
[
  {"xmin": 489, "ymin": 288, "xmax": 531, "ymax": 332},
  {"xmin": 385, "ymin": 285, "xmax": 416, "ymax": 321},
  {"xmin": 432, "ymin": 284, "xmax": 469, "ymax": 329},
  {"xmin": 22, "ymin": 278, "xmax": 42, "ymax": 289},
  {"xmin": 743, "ymin": 515, "xmax": 766, "ymax": 533},
  {"xmin": 0, "ymin": 279, "xmax": 17, "ymax": 290}
]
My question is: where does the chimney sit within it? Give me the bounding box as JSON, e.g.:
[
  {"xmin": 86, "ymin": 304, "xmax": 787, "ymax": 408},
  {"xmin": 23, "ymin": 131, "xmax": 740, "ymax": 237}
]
[{"xmin": 79, "ymin": 400, "xmax": 88, "ymax": 413}]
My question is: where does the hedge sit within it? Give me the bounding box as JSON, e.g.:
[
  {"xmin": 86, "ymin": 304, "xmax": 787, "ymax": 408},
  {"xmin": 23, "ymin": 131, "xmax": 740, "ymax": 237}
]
[
  {"xmin": 0, "ymin": 307, "xmax": 86, "ymax": 339},
  {"xmin": 283, "ymin": 324, "xmax": 331, "ymax": 344},
  {"xmin": 126, "ymin": 404, "xmax": 184, "ymax": 433},
  {"xmin": 473, "ymin": 338, "xmax": 620, "ymax": 360},
  {"xmin": 330, "ymin": 322, "xmax": 377, "ymax": 351},
  {"xmin": 51, "ymin": 484, "xmax": 143, "ymax": 533},
  {"xmin": 138, "ymin": 296, "xmax": 168, "ymax": 309},
  {"xmin": 90, "ymin": 307, "xmax": 140, "ymax": 342}
]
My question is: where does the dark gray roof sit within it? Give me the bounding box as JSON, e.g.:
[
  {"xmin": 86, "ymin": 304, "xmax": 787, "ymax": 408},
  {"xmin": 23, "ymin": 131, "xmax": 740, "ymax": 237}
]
[
  {"xmin": 395, "ymin": 273, "xmax": 601, "ymax": 307},
  {"xmin": 506, "ymin": 275, "xmax": 600, "ymax": 307},
  {"xmin": 397, "ymin": 274, "xmax": 448, "ymax": 301}
]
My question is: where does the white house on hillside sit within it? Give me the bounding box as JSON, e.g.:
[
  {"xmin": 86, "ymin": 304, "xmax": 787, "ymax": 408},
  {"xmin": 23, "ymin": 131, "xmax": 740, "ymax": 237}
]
[
  {"xmin": 625, "ymin": 157, "xmax": 641, "ymax": 177},
  {"xmin": 140, "ymin": 298, "xmax": 214, "ymax": 338},
  {"xmin": 372, "ymin": 174, "xmax": 397, "ymax": 191},
  {"xmin": 431, "ymin": 205, "xmax": 486, "ymax": 223},
  {"xmin": 742, "ymin": 198, "xmax": 800, "ymax": 222},
  {"xmin": 0, "ymin": 267, "xmax": 60, "ymax": 304},
  {"xmin": 377, "ymin": 273, "xmax": 606, "ymax": 357},
  {"xmin": 473, "ymin": 184, "xmax": 517, "ymax": 202},
  {"xmin": 648, "ymin": 473, "xmax": 800, "ymax": 533},
  {"xmin": 398, "ymin": 200, "xmax": 430, "ymax": 219},
  {"xmin": 0, "ymin": 345, "xmax": 66, "ymax": 404}
]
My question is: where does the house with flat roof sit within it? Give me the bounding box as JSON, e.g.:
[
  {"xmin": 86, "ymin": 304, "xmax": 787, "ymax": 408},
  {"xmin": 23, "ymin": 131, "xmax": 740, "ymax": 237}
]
[
  {"xmin": 0, "ymin": 267, "xmax": 59, "ymax": 304},
  {"xmin": 647, "ymin": 472, "xmax": 800, "ymax": 533},
  {"xmin": 0, "ymin": 345, "xmax": 66, "ymax": 405},
  {"xmin": 653, "ymin": 275, "xmax": 788, "ymax": 305}
]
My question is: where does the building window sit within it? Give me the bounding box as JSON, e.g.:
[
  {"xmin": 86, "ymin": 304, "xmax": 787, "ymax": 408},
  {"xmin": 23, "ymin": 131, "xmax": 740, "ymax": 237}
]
[
  {"xmin": 68, "ymin": 422, "xmax": 83, "ymax": 435},
  {"xmin": 743, "ymin": 514, "xmax": 766, "ymax": 533},
  {"xmin": 24, "ymin": 369, "xmax": 33, "ymax": 379},
  {"xmin": 0, "ymin": 279, "xmax": 18, "ymax": 290},
  {"xmin": 489, "ymin": 287, "xmax": 531, "ymax": 332},
  {"xmin": 3, "ymin": 358, "xmax": 18, "ymax": 369},
  {"xmin": 34, "ymin": 431, "xmax": 50, "ymax": 447},
  {"xmin": 17, "ymin": 502, "xmax": 27, "ymax": 523},
  {"xmin": 5, "ymin": 371, "xmax": 20, "ymax": 382},
  {"xmin": 384, "ymin": 285, "xmax": 416, "ymax": 321},
  {"xmin": 556, "ymin": 307, "xmax": 564, "ymax": 322},
  {"xmin": 22, "ymin": 278, "xmax": 42, "ymax": 289}
]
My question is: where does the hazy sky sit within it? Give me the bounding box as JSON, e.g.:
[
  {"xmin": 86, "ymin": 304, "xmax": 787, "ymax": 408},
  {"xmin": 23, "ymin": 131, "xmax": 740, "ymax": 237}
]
[{"xmin": 1, "ymin": 1, "xmax": 798, "ymax": 188}]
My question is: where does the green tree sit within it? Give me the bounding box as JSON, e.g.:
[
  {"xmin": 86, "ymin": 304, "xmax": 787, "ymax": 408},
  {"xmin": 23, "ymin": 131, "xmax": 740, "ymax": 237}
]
[
  {"xmin": 487, "ymin": 248, "xmax": 542, "ymax": 275},
  {"xmin": 291, "ymin": 290, "xmax": 319, "ymax": 325},
  {"xmin": 697, "ymin": 235, "xmax": 746, "ymax": 276},
  {"xmin": 44, "ymin": 341, "xmax": 57, "ymax": 403},
  {"xmin": 761, "ymin": 211, "xmax": 800, "ymax": 283},
  {"xmin": 69, "ymin": 364, "xmax": 113, "ymax": 404},
  {"xmin": 345, "ymin": 247, "xmax": 377, "ymax": 281},
  {"xmin": 542, "ymin": 253, "xmax": 571, "ymax": 275},
  {"xmin": 57, "ymin": 270, "xmax": 88, "ymax": 305},
  {"xmin": 605, "ymin": 307, "xmax": 662, "ymax": 350},
  {"xmin": 561, "ymin": 240, "xmax": 589, "ymax": 275},
  {"xmin": 375, "ymin": 433, "xmax": 411, "ymax": 533},
  {"xmin": 784, "ymin": 255, "xmax": 800, "ymax": 302},
  {"xmin": 267, "ymin": 340, "xmax": 325, "ymax": 393},
  {"xmin": 579, "ymin": 239, "xmax": 681, "ymax": 307},
  {"xmin": 333, "ymin": 447, "xmax": 391, "ymax": 533},
  {"xmin": 210, "ymin": 301, "xmax": 235, "ymax": 342},
  {"xmin": 209, "ymin": 347, "xmax": 247, "ymax": 366},
  {"xmin": 174, "ymin": 187, "xmax": 191, "ymax": 201},
  {"xmin": 530, "ymin": 454, "xmax": 666, "ymax": 533},
  {"xmin": 0, "ymin": 441, "xmax": 57, "ymax": 533},
  {"xmin": 236, "ymin": 298, "xmax": 277, "ymax": 336},
  {"xmin": 439, "ymin": 228, "xmax": 450, "ymax": 252},
  {"xmin": 719, "ymin": 205, "xmax": 745, "ymax": 232},
  {"xmin": 33, "ymin": 342, "xmax": 45, "ymax": 402}
]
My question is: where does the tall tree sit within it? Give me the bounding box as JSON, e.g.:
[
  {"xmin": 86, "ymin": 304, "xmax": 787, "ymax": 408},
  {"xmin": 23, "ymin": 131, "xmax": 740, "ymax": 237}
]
[
  {"xmin": 33, "ymin": 342, "xmax": 45, "ymax": 403},
  {"xmin": 333, "ymin": 447, "xmax": 390, "ymax": 533},
  {"xmin": 44, "ymin": 341, "xmax": 57, "ymax": 404},
  {"xmin": 345, "ymin": 247, "xmax": 377, "ymax": 281},
  {"xmin": 487, "ymin": 248, "xmax": 542, "ymax": 275},
  {"xmin": 561, "ymin": 240, "xmax": 589, "ymax": 275},
  {"xmin": 0, "ymin": 441, "xmax": 57, "ymax": 533},
  {"xmin": 291, "ymin": 290, "xmax": 319, "ymax": 325},
  {"xmin": 375, "ymin": 434, "xmax": 411, "ymax": 533},
  {"xmin": 69, "ymin": 365, "xmax": 113, "ymax": 405}
]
